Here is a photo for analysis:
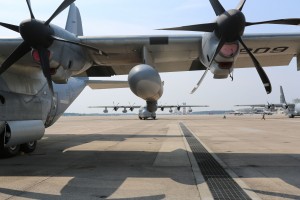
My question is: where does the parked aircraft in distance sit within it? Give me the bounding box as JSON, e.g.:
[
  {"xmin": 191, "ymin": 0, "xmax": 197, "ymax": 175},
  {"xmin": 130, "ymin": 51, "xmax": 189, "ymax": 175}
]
[
  {"xmin": 229, "ymin": 110, "xmax": 245, "ymax": 115},
  {"xmin": 235, "ymin": 86, "xmax": 300, "ymax": 118},
  {"xmin": 89, "ymin": 104, "xmax": 209, "ymax": 120},
  {"xmin": 1, "ymin": 0, "xmax": 300, "ymax": 157},
  {"xmin": 229, "ymin": 108, "xmax": 273, "ymax": 116}
]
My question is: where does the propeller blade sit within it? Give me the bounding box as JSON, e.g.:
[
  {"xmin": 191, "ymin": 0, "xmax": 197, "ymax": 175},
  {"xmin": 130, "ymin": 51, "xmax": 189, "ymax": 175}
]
[
  {"xmin": 26, "ymin": 0, "xmax": 35, "ymax": 19},
  {"xmin": 51, "ymin": 36, "xmax": 107, "ymax": 56},
  {"xmin": 45, "ymin": 0, "xmax": 76, "ymax": 25},
  {"xmin": 0, "ymin": 22, "xmax": 19, "ymax": 33},
  {"xmin": 0, "ymin": 42, "xmax": 31, "ymax": 74},
  {"xmin": 158, "ymin": 23, "xmax": 217, "ymax": 32},
  {"xmin": 236, "ymin": 0, "xmax": 246, "ymax": 11},
  {"xmin": 209, "ymin": 0, "xmax": 225, "ymax": 16},
  {"xmin": 238, "ymin": 37, "xmax": 272, "ymax": 94},
  {"xmin": 190, "ymin": 39, "xmax": 225, "ymax": 94},
  {"xmin": 190, "ymin": 68, "xmax": 209, "ymax": 94},
  {"xmin": 37, "ymin": 48, "xmax": 54, "ymax": 95},
  {"xmin": 246, "ymin": 18, "xmax": 300, "ymax": 26}
]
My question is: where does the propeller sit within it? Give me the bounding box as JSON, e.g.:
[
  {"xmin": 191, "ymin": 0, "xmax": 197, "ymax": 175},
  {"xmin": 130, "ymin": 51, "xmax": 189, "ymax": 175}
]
[
  {"xmin": 159, "ymin": 0, "xmax": 300, "ymax": 94},
  {"xmin": 113, "ymin": 102, "xmax": 120, "ymax": 111},
  {"xmin": 26, "ymin": 0, "xmax": 35, "ymax": 19},
  {"xmin": 129, "ymin": 102, "xmax": 136, "ymax": 111},
  {"xmin": 190, "ymin": 37, "xmax": 225, "ymax": 94},
  {"xmin": 0, "ymin": 0, "xmax": 105, "ymax": 95}
]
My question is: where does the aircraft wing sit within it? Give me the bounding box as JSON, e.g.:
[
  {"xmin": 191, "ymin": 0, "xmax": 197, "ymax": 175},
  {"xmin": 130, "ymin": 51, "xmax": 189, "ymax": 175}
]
[
  {"xmin": 235, "ymin": 104, "xmax": 267, "ymax": 108},
  {"xmin": 235, "ymin": 104, "xmax": 296, "ymax": 108},
  {"xmin": 1, "ymin": 34, "xmax": 298, "ymax": 77},
  {"xmin": 158, "ymin": 105, "xmax": 209, "ymax": 109},
  {"xmin": 77, "ymin": 33, "xmax": 300, "ymax": 76},
  {"xmin": 89, "ymin": 105, "xmax": 140, "ymax": 109}
]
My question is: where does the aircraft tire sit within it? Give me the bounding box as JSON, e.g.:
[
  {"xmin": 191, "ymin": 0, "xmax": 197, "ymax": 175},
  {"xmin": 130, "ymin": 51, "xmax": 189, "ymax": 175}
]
[
  {"xmin": 0, "ymin": 130, "xmax": 20, "ymax": 158},
  {"xmin": 0, "ymin": 145, "xmax": 20, "ymax": 158},
  {"xmin": 139, "ymin": 117, "xmax": 142, "ymax": 120},
  {"xmin": 21, "ymin": 141, "xmax": 37, "ymax": 153},
  {"xmin": 152, "ymin": 117, "xmax": 156, "ymax": 120}
]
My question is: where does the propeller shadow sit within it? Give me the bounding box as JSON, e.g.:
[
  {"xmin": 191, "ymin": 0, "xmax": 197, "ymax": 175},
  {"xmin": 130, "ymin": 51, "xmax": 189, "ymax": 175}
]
[{"xmin": 0, "ymin": 132, "xmax": 299, "ymax": 199}]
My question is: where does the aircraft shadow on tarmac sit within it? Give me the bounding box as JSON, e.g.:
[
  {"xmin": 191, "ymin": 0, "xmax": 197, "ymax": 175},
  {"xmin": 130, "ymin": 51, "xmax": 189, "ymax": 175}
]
[{"xmin": 0, "ymin": 133, "xmax": 299, "ymax": 199}]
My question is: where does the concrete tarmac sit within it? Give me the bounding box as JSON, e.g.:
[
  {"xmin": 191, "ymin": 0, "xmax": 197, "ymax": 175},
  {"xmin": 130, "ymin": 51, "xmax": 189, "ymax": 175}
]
[{"xmin": 0, "ymin": 115, "xmax": 299, "ymax": 200}]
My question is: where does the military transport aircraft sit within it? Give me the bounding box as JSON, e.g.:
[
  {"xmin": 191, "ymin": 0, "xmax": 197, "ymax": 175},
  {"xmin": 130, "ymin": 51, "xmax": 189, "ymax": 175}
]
[
  {"xmin": 235, "ymin": 86, "xmax": 300, "ymax": 118},
  {"xmin": 1, "ymin": 0, "xmax": 300, "ymax": 157},
  {"xmin": 89, "ymin": 104, "xmax": 209, "ymax": 120}
]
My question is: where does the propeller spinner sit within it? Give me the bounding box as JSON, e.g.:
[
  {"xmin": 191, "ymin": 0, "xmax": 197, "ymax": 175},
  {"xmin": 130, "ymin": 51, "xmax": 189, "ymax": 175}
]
[{"xmin": 160, "ymin": 0, "xmax": 300, "ymax": 94}]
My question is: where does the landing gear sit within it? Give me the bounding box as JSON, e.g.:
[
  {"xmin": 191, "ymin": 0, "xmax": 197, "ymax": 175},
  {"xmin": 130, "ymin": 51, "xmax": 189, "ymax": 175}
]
[
  {"xmin": 0, "ymin": 129, "xmax": 20, "ymax": 158},
  {"xmin": 0, "ymin": 128, "xmax": 21, "ymax": 158},
  {"xmin": 139, "ymin": 117, "xmax": 142, "ymax": 120},
  {"xmin": 0, "ymin": 145, "xmax": 20, "ymax": 158},
  {"xmin": 21, "ymin": 141, "xmax": 37, "ymax": 153},
  {"xmin": 289, "ymin": 114, "xmax": 295, "ymax": 118},
  {"xmin": 0, "ymin": 126, "xmax": 37, "ymax": 157},
  {"xmin": 152, "ymin": 116, "xmax": 156, "ymax": 120}
]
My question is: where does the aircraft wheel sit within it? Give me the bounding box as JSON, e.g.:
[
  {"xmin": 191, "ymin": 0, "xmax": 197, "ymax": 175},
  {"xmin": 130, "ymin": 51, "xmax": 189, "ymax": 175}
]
[
  {"xmin": 152, "ymin": 117, "xmax": 156, "ymax": 120},
  {"xmin": 289, "ymin": 115, "xmax": 295, "ymax": 118},
  {"xmin": 139, "ymin": 117, "xmax": 142, "ymax": 120},
  {"xmin": 0, "ymin": 145, "xmax": 20, "ymax": 158},
  {"xmin": 0, "ymin": 130, "xmax": 20, "ymax": 158},
  {"xmin": 21, "ymin": 141, "xmax": 37, "ymax": 153},
  {"xmin": 143, "ymin": 118, "xmax": 146, "ymax": 120}
]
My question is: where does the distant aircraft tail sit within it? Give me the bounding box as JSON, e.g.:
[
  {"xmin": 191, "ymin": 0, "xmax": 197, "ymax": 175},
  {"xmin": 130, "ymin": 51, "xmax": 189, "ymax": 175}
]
[
  {"xmin": 280, "ymin": 86, "xmax": 287, "ymax": 104},
  {"xmin": 65, "ymin": 3, "xmax": 83, "ymax": 36}
]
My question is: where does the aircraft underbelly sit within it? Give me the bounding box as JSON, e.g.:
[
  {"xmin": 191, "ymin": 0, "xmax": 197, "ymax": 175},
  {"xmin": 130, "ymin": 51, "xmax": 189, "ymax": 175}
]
[{"xmin": 0, "ymin": 74, "xmax": 53, "ymax": 122}]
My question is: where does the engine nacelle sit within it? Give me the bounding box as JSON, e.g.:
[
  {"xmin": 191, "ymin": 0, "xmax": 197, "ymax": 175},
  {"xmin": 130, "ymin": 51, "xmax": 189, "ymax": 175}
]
[
  {"xmin": 128, "ymin": 64, "xmax": 163, "ymax": 102},
  {"xmin": 266, "ymin": 104, "xmax": 275, "ymax": 110},
  {"xmin": 201, "ymin": 33, "xmax": 240, "ymax": 79},
  {"xmin": 103, "ymin": 107, "xmax": 108, "ymax": 113},
  {"xmin": 2, "ymin": 120, "xmax": 45, "ymax": 146}
]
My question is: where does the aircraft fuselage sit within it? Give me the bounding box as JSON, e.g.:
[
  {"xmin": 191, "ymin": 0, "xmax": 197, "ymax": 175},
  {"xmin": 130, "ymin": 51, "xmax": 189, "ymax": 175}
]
[{"xmin": 138, "ymin": 106, "xmax": 156, "ymax": 120}]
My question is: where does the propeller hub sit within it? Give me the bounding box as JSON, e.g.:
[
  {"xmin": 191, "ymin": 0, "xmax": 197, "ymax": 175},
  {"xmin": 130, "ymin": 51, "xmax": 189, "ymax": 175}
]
[
  {"xmin": 216, "ymin": 9, "xmax": 246, "ymax": 42},
  {"xmin": 20, "ymin": 19, "xmax": 54, "ymax": 49}
]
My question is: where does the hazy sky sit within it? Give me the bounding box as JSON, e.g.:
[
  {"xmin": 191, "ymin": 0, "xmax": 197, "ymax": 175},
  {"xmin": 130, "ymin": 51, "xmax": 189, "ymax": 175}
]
[{"xmin": 0, "ymin": 0, "xmax": 300, "ymax": 113}]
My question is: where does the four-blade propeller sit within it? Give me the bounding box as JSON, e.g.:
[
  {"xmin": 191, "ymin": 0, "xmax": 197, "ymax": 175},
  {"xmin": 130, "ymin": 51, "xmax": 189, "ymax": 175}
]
[
  {"xmin": 160, "ymin": 0, "xmax": 300, "ymax": 94},
  {"xmin": 0, "ymin": 0, "xmax": 105, "ymax": 96}
]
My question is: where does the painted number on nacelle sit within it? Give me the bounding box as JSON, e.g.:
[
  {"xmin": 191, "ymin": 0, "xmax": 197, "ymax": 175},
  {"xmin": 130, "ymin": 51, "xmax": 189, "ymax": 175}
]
[{"xmin": 240, "ymin": 47, "xmax": 289, "ymax": 54}]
